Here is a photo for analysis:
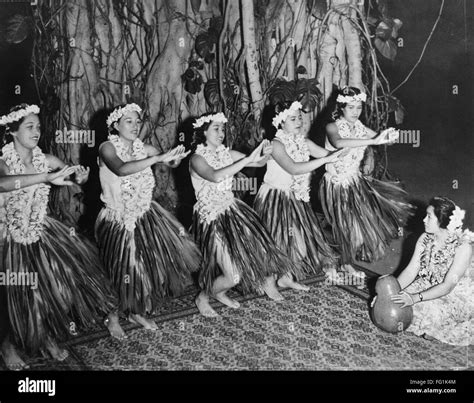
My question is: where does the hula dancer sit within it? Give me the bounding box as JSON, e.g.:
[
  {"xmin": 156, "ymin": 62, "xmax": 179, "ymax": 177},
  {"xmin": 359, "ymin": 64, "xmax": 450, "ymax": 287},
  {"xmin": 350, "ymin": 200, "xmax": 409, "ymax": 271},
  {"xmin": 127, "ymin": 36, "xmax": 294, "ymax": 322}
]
[
  {"xmin": 95, "ymin": 103, "xmax": 200, "ymax": 330},
  {"xmin": 0, "ymin": 104, "xmax": 124, "ymax": 363},
  {"xmin": 392, "ymin": 197, "xmax": 473, "ymax": 346},
  {"xmin": 320, "ymin": 86, "xmax": 414, "ymax": 276},
  {"xmin": 254, "ymin": 101, "xmax": 343, "ymax": 286},
  {"xmin": 190, "ymin": 113, "xmax": 297, "ymax": 317}
]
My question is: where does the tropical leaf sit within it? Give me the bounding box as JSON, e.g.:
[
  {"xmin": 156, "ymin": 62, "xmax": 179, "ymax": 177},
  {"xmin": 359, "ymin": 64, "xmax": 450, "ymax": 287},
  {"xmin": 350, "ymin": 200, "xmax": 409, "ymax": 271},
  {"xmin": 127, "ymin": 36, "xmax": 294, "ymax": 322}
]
[
  {"xmin": 268, "ymin": 78, "xmax": 296, "ymax": 105},
  {"xmin": 6, "ymin": 14, "xmax": 30, "ymax": 44},
  {"xmin": 295, "ymin": 78, "xmax": 322, "ymax": 112},
  {"xmin": 374, "ymin": 37, "xmax": 397, "ymax": 60},
  {"xmin": 195, "ymin": 32, "xmax": 213, "ymax": 58},
  {"xmin": 204, "ymin": 79, "xmax": 221, "ymax": 108}
]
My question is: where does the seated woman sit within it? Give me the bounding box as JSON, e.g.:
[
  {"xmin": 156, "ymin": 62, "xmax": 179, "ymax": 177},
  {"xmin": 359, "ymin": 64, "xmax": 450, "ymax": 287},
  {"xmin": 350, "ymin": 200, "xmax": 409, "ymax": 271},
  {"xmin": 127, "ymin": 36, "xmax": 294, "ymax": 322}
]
[{"xmin": 392, "ymin": 197, "xmax": 473, "ymax": 346}]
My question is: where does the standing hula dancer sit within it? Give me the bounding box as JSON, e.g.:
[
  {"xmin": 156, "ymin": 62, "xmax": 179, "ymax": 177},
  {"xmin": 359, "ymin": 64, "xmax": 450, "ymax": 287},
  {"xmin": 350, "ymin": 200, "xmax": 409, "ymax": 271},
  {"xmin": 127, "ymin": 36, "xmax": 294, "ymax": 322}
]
[
  {"xmin": 95, "ymin": 103, "xmax": 200, "ymax": 330},
  {"xmin": 0, "ymin": 104, "xmax": 124, "ymax": 366},
  {"xmin": 190, "ymin": 113, "xmax": 300, "ymax": 317},
  {"xmin": 320, "ymin": 86, "xmax": 414, "ymax": 275},
  {"xmin": 254, "ymin": 101, "xmax": 343, "ymax": 285}
]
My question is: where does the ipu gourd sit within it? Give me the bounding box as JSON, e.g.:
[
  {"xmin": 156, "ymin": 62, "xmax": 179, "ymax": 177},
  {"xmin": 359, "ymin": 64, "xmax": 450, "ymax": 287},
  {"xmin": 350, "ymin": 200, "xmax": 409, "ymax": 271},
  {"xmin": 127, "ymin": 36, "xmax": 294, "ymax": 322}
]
[{"xmin": 370, "ymin": 274, "xmax": 413, "ymax": 333}]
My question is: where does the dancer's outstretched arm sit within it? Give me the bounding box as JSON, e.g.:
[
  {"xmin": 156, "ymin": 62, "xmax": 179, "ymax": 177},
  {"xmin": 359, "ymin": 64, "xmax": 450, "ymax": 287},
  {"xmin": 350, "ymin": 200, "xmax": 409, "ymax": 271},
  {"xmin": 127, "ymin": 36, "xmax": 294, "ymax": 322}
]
[
  {"xmin": 326, "ymin": 123, "xmax": 392, "ymax": 149},
  {"xmin": 230, "ymin": 140, "xmax": 273, "ymax": 167},
  {"xmin": 0, "ymin": 160, "xmax": 76, "ymax": 192},
  {"xmin": 306, "ymin": 139, "xmax": 332, "ymax": 158},
  {"xmin": 46, "ymin": 154, "xmax": 90, "ymax": 185},
  {"xmin": 99, "ymin": 141, "xmax": 185, "ymax": 177},
  {"xmin": 272, "ymin": 140, "xmax": 343, "ymax": 175},
  {"xmin": 144, "ymin": 144, "xmax": 190, "ymax": 168},
  {"xmin": 191, "ymin": 143, "xmax": 266, "ymax": 182}
]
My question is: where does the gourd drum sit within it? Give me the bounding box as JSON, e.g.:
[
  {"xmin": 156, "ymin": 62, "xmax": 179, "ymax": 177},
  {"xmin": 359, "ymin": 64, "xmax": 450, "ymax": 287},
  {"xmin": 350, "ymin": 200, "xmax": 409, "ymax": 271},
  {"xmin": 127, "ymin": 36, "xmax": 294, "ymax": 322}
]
[{"xmin": 370, "ymin": 274, "xmax": 413, "ymax": 333}]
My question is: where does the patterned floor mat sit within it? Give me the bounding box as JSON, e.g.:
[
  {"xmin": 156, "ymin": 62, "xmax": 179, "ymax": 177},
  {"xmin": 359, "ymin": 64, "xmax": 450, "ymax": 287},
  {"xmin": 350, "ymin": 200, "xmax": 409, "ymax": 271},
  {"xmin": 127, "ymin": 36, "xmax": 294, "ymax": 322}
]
[{"xmin": 5, "ymin": 270, "xmax": 470, "ymax": 371}]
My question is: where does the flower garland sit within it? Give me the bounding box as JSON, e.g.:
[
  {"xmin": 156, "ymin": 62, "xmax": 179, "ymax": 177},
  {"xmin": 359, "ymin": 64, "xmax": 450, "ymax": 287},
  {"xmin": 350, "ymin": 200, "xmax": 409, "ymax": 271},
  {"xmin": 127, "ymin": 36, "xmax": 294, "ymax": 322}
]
[
  {"xmin": 447, "ymin": 206, "xmax": 465, "ymax": 233},
  {"xmin": 194, "ymin": 143, "xmax": 234, "ymax": 223},
  {"xmin": 106, "ymin": 103, "xmax": 142, "ymax": 128},
  {"xmin": 272, "ymin": 101, "xmax": 302, "ymax": 128},
  {"xmin": 336, "ymin": 93, "xmax": 367, "ymax": 104},
  {"xmin": 108, "ymin": 135, "xmax": 155, "ymax": 231},
  {"xmin": 193, "ymin": 113, "xmax": 228, "ymax": 129},
  {"xmin": 1, "ymin": 142, "xmax": 50, "ymax": 244},
  {"xmin": 274, "ymin": 129, "xmax": 310, "ymax": 202},
  {"xmin": 0, "ymin": 104, "xmax": 40, "ymax": 126}
]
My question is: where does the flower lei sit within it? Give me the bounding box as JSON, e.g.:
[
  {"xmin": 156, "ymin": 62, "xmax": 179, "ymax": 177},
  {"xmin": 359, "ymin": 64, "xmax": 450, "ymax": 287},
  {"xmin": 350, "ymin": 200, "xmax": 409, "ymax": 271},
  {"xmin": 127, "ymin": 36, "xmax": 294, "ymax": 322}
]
[
  {"xmin": 193, "ymin": 113, "xmax": 228, "ymax": 129},
  {"xmin": 419, "ymin": 232, "xmax": 460, "ymax": 285},
  {"xmin": 108, "ymin": 135, "xmax": 155, "ymax": 231},
  {"xmin": 336, "ymin": 92, "xmax": 367, "ymax": 104},
  {"xmin": 272, "ymin": 101, "xmax": 302, "ymax": 128},
  {"xmin": 325, "ymin": 118, "xmax": 368, "ymax": 187},
  {"xmin": 0, "ymin": 105, "xmax": 40, "ymax": 126},
  {"xmin": 106, "ymin": 103, "xmax": 142, "ymax": 128},
  {"xmin": 274, "ymin": 129, "xmax": 310, "ymax": 202},
  {"xmin": 447, "ymin": 206, "xmax": 465, "ymax": 233},
  {"xmin": 1, "ymin": 142, "xmax": 50, "ymax": 244},
  {"xmin": 194, "ymin": 143, "xmax": 234, "ymax": 223}
]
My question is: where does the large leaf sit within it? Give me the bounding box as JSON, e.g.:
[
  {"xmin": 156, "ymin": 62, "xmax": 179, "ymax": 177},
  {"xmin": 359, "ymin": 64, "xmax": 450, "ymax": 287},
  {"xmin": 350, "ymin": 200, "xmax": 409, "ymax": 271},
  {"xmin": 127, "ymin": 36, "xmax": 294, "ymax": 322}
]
[
  {"xmin": 195, "ymin": 32, "xmax": 214, "ymax": 58},
  {"xmin": 295, "ymin": 78, "xmax": 322, "ymax": 112},
  {"xmin": 375, "ymin": 20, "xmax": 392, "ymax": 41},
  {"xmin": 268, "ymin": 78, "xmax": 296, "ymax": 105},
  {"xmin": 204, "ymin": 79, "xmax": 221, "ymax": 108},
  {"xmin": 6, "ymin": 14, "xmax": 30, "ymax": 44},
  {"xmin": 374, "ymin": 38, "xmax": 397, "ymax": 61}
]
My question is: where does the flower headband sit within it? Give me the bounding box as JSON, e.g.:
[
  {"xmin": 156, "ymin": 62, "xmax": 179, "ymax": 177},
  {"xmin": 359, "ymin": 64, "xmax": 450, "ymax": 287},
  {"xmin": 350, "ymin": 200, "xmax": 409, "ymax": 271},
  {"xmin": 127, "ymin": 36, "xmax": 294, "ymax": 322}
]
[
  {"xmin": 193, "ymin": 112, "xmax": 228, "ymax": 129},
  {"xmin": 0, "ymin": 104, "xmax": 40, "ymax": 126},
  {"xmin": 106, "ymin": 103, "xmax": 142, "ymax": 128},
  {"xmin": 272, "ymin": 101, "xmax": 302, "ymax": 128},
  {"xmin": 336, "ymin": 92, "xmax": 367, "ymax": 103},
  {"xmin": 447, "ymin": 206, "xmax": 465, "ymax": 232}
]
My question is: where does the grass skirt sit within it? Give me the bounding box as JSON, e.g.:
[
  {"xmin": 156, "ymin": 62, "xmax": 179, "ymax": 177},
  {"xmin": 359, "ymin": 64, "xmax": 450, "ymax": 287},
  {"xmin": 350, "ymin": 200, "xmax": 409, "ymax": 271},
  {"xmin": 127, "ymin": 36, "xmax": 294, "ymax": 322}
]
[
  {"xmin": 95, "ymin": 201, "xmax": 200, "ymax": 315},
  {"xmin": 253, "ymin": 184, "xmax": 338, "ymax": 278},
  {"xmin": 191, "ymin": 199, "xmax": 296, "ymax": 295},
  {"xmin": 319, "ymin": 173, "xmax": 414, "ymax": 264},
  {"xmin": 2, "ymin": 216, "xmax": 117, "ymax": 354}
]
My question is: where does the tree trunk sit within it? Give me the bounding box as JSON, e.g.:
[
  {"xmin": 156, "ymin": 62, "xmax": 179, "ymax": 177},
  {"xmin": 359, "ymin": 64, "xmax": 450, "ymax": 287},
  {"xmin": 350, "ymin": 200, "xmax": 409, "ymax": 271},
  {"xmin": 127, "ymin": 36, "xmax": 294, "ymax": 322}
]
[{"xmin": 240, "ymin": 0, "xmax": 264, "ymax": 121}]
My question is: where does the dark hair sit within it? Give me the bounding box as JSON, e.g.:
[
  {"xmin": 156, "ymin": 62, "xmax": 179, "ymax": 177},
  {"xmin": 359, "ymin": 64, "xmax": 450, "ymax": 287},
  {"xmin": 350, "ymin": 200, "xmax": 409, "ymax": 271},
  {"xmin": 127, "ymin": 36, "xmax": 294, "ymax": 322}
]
[
  {"xmin": 2, "ymin": 103, "xmax": 39, "ymax": 145},
  {"xmin": 428, "ymin": 196, "xmax": 456, "ymax": 229},
  {"xmin": 331, "ymin": 86, "xmax": 364, "ymax": 121},
  {"xmin": 190, "ymin": 113, "xmax": 226, "ymax": 152}
]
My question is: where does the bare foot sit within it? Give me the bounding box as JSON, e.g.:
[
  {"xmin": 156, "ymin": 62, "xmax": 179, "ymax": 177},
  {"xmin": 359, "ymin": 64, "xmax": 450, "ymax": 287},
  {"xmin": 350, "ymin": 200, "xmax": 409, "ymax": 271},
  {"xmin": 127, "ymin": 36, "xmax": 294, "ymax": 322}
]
[
  {"xmin": 277, "ymin": 274, "xmax": 310, "ymax": 291},
  {"xmin": 214, "ymin": 291, "xmax": 240, "ymax": 309},
  {"xmin": 1, "ymin": 340, "xmax": 29, "ymax": 371},
  {"xmin": 128, "ymin": 314, "xmax": 158, "ymax": 331},
  {"xmin": 45, "ymin": 339, "xmax": 69, "ymax": 361},
  {"xmin": 196, "ymin": 292, "xmax": 219, "ymax": 318},
  {"xmin": 262, "ymin": 277, "xmax": 284, "ymax": 301},
  {"xmin": 105, "ymin": 313, "xmax": 128, "ymax": 340}
]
